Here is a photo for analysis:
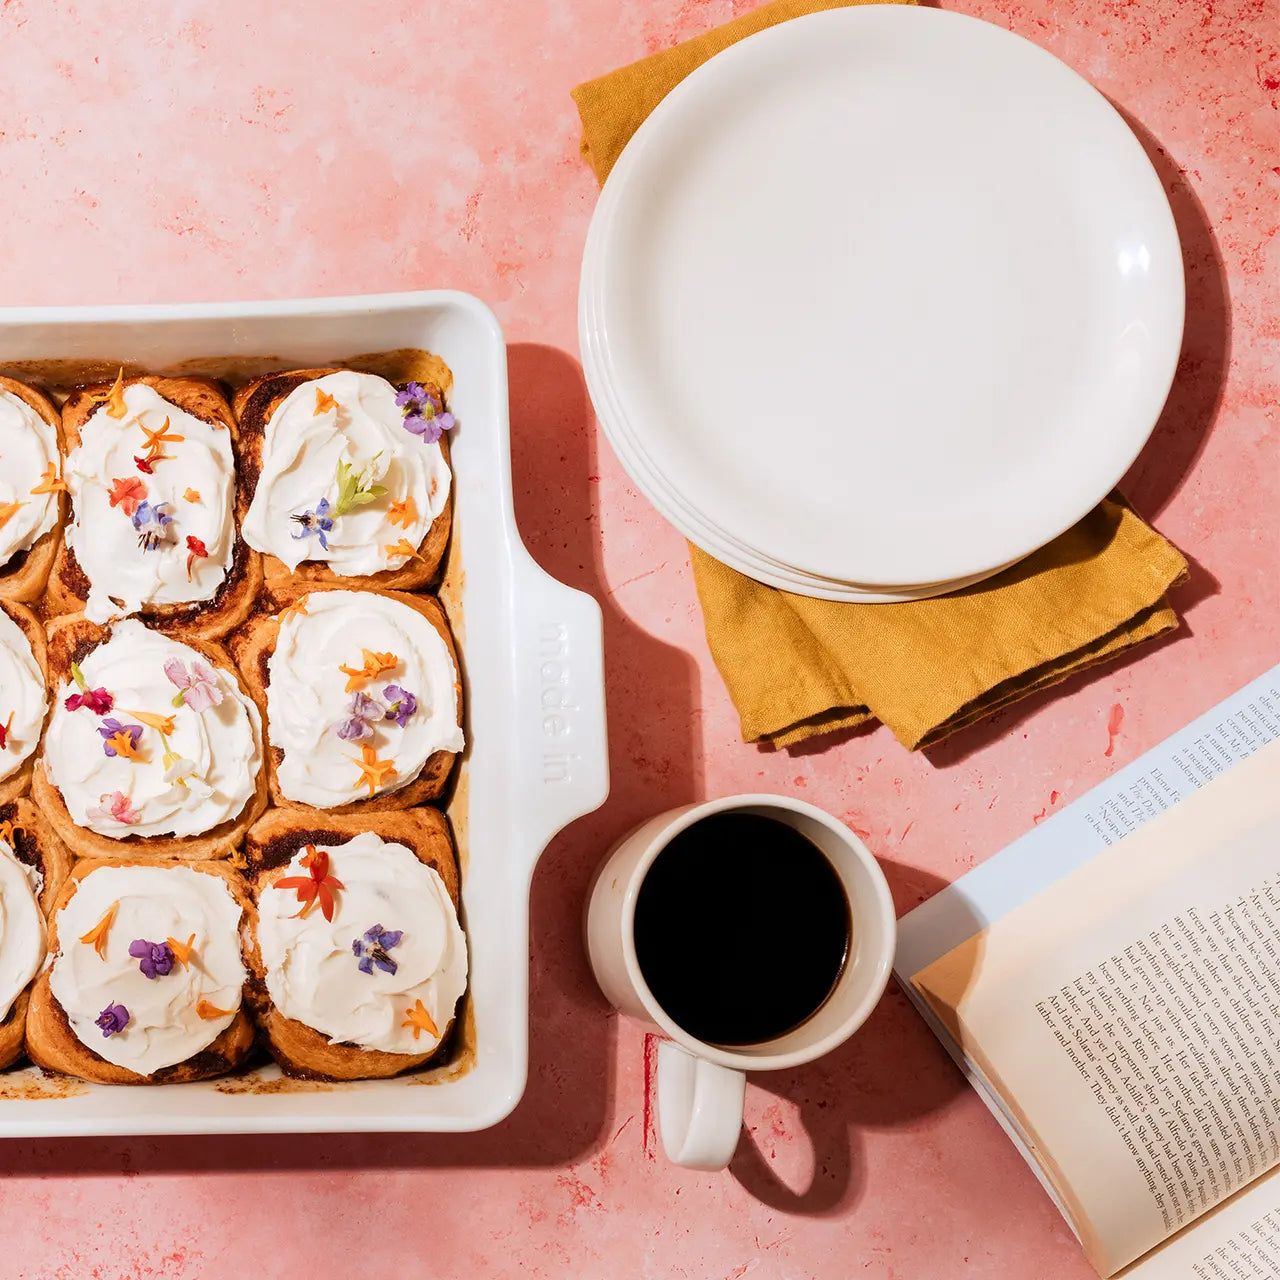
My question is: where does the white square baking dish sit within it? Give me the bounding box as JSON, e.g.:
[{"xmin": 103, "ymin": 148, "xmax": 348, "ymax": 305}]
[{"xmin": 0, "ymin": 290, "xmax": 609, "ymax": 1134}]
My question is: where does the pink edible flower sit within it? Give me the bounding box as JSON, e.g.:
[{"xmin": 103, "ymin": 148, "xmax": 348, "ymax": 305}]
[
  {"xmin": 85, "ymin": 791, "xmax": 141, "ymax": 826},
  {"xmin": 163, "ymin": 658, "xmax": 223, "ymax": 713},
  {"xmin": 65, "ymin": 688, "xmax": 114, "ymax": 715}
]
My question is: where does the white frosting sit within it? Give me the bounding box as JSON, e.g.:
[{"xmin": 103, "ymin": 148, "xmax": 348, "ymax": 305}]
[
  {"xmin": 0, "ymin": 840, "xmax": 46, "ymax": 1022},
  {"xmin": 0, "ymin": 609, "xmax": 46, "ymax": 784},
  {"xmin": 0, "ymin": 389, "xmax": 59, "ymax": 564},
  {"xmin": 47, "ymin": 864, "xmax": 246, "ymax": 1074},
  {"xmin": 257, "ymin": 834, "xmax": 466, "ymax": 1054},
  {"xmin": 266, "ymin": 590, "xmax": 463, "ymax": 808},
  {"xmin": 241, "ymin": 371, "xmax": 451, "ymax": 576},
  {"xmin": 42, "ymin": 620, "xmax": 262, "ymax": 839},
  {"xmin": 64, "ymin": 382, "xmax": 237, "ymax": 624}
]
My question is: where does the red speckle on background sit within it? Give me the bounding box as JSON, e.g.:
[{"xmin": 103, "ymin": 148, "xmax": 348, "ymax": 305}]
[{"xmin": 1104, "ymin": 704, "xmax": 1125, "ymax": 757}]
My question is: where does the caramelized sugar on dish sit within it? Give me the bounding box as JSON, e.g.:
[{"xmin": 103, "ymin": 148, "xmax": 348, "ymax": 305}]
[
  {"xmin": 257, "ymin": 833, "xmax": 466, "ymax": 1055},
  {"xmin": 64, "ymin": 382, "xmax": 237, "ymax": 624},
  {"xmin": 241, "ymin": 371, "xmax": 452, "ymax": 576},
  {"xmin": 0, "ymin": 609, "xmax": 46, "ymax": 786},
  {"xmin": 0, "ymin": 390, "xmax": 60, "ymax": 565},
  {"xmin": 47, "ymin": 864, "xmax": 246, "ymax": 1074},
  {"xmin": 42, "ymin": 620, "xmax": 262, "ymax": 839},
  {"xmin": 266, "ymin": 590, "xmax": 464, "ymax": 808},
  {"xmin": 0, "ymin": 837, "xmax": 45, "ymax": 1022}
]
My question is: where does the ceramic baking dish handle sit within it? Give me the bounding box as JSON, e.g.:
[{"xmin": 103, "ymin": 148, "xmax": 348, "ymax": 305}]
[{"xmin": 513, "ymin": 552, "xmax": 610, "ymax": 866}]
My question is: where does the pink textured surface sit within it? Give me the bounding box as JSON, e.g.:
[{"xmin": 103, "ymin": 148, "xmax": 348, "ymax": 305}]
[{"xmin": 0, "ymin": 0, "xmax": 1273, "ymax": 1276}]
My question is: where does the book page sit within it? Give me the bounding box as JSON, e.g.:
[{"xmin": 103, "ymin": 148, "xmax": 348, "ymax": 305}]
[
  {"xmin": 1124, "ymin": 1168, "xmax": 1280, "ymax": 1278},
  {"xmin": 913, "ymin": 739, "xmax": 1280, "ymax": 1278}
]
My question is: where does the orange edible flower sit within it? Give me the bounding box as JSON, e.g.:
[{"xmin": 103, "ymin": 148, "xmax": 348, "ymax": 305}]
[
  {"xmin": 381, "ymin": 538, "xmax": 423, "ymax": 562},
  {"xmin": 338, "ymin": 649, "xmax": 399, "ymax": 693},
  {"xmin": 166, "ymin": 934, "xmax": 197, "ymax": 969},
  {"xmin": 401, "ymin": 999, "xmax": 439, "ymax": 1041},
  {"xmin": 349, "ymin": 743, "xmax": 396, "ymax": 797},
  {"xmin": 29, "ymin": 462, "xmax": 66, "ymax": 495},
  {"xmin": 122, "ymin": 709, "xmax": 176, "ymax": 736},
  {"xmin": 0, "ymin": 501, "xmax": 25, "ymax": 530},
  {"xmin": 104, "ymin": 730, "xmax": 144, "ymax": 761},
  {"xmin": 139, "ymin": 416, "xmax": 184, "ymax": 452},
  {"xmin": 183, "ymin": 488, "xmax": 201, "ymax": 503},
  {"xmin": 274, "ymin": 844, "xmax": 345, "ymax": 923},
  {"xmin": 314, "ymin": 387, "xmax": 339, "ymax": 417},
  {"xmin": 0, "ymin": 711, "xmax": 12, "ymax": 751},
  {"xmin": 0, "ymin": 819, "xmax": 25, "ymax": 848},
  {"xmin": 103, "ymin": 368, "xmax": 128, "ymax": 419},
  {"xmin": 196, "ymin": 999, "xmax": 235, "ymax": 1020},
  {"xmin": 79, "ymin": 901, "xmax": 119, "ymax": 958},
  {"xmin": 107, "ymin": 476, "xmax": 147, "ymax": 516},
  {"xmin": 386, "ymin": 497, "xmax": 417, "ymax": 530},
  {"xmin": 279, "ymin": 594, "xmax": 309, "ymax": 623}
]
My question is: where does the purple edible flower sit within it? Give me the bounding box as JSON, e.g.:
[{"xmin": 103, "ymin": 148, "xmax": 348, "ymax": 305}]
[
  {"xmin": 336, "ymin": 690, "xmax": 381, "ymax": 742},
  {"xmin": 128, "ymin": 938, "xmax": 175, "ymax": 980},
  {"xmin": 290, "ymin": 496, "xmax": 334, "ymax": 550},
  {"xmin": 351, "ymin": 923, "xmax": 403, "ymax": 976},
  {"xmin": 397, "ymin": 382, "xmax": 455, "ymax": 444},
  {"xmin": 97, "ymin": 718, "xmax": 143, "ymax": 758},
  {"xmin": 95, "ymin": 1003, "xmax": 130, "ymax": 1037},
  {"xmin": 131, "ymin": 500, "xmax": 175, "ymax": 551},
  {"xmin": 382, "ymin": 684, "xmax": 417, "ymax": 729}
]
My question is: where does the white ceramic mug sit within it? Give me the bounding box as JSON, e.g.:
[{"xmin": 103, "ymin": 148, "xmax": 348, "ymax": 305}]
[{"xmin": 585, "ymin": 793, "xmax": 896, "ymax": 1171}]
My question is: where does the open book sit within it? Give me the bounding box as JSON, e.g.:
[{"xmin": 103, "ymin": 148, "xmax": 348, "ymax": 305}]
[{"xmin": 897, "ymin": 664, "xmax": 1280, "ymax": 1278}]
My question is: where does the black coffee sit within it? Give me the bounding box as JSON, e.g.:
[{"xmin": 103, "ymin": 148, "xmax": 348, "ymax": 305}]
[{"xmin": 633, "ymin": 812, "xmax": 851, "ymax": 1046}]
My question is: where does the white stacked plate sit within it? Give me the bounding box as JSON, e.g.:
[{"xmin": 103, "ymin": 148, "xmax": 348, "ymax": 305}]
[{"xmin": 579, "ymin": 4, "xmax": 1185, "ymax": 602}]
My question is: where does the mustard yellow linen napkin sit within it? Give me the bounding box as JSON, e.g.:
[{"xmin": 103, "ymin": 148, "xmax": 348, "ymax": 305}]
[{"xmin": 572, "ymin": 0, "xmax": 1188, "ymax": 750}]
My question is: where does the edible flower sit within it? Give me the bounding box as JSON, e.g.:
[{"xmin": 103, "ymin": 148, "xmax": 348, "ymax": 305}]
[
  {"xmin": 279, "ymin": 595, "xmax": 309, "ymax": 623},
  {"xmin": 0, "ymin": 711, "xmax": 12, "ymax": 750},
  {"xmin": 78, "ymin": 902, "xmax": 119, "ymax": 958},
  {"xmin": 352, "ymin": 924, "xmax": 403, "ymax": 976},
  {"xmin": 98, "ymin": 718, "xmax": 144, "ymax": 760},
  {"xmin": 29, "ymin": 461, "xmax": 67, "ymax": 495},
  {"xmin": 386, "ymin": 496, "xmax": 418, "ymax": 530},
  {"xmin": 102, "ymin": 369, "xmax": 128, "ymax": 419},
  {"xmin": 349, "ymin": 743, "xmax": 396, "ymax": 797},
  {"xmin": 0, "ymin": 819, "xmax": 25, "ymax": 848},
  {"xmin": 85, "ymin": 791, "xmax": 141, "ymax": 825},
  {"xmin": 183, "ymin": 487, "xmax": 201, "ymax": 503},
  {"xmin": 290, "ymin": 496, "xmax": 334, "ymax": 550},
  {"xmin": 0, "ymin": 501, "xmax": 25, "ymax": 530},
  {"xmin": 166, "ymin": 934, "xmax": 196, "ymax": 969},
  {"xmin": 382, "ymin": 538, "xmax": 424, "ymax": 562},
  {"xmin": 274, "ymin": 845, "xmax": 345, "ymax": 923},
  {"xmin": 330, "ymin": 457, "xmax": 387, "ymax": 518},
  {"xmin": 336, "ymin": 691, "xmax": 381, "ymax": 742},
  {"xmin": 196, "ymin": 999, "xmax": 235, "ymax": 1021},
  {"xmin": 128, "ymin": 938, "xmax": 175, "ymax": 980},
  {"xmin": 396, "ymin": 382, "xmax": 455, "ymax": 444},
  {"xmin": 107, "ymin": 476, "xmax": 147, "ymax": 517},
  {"xmin": 164, "ymin": 658, "xmax": 223, "ymax": 712},
  {"xmin": 314, "ymin": 387, "xmax": 339, "ymax": 417},
  {"xmin": 132, "ymin": 500, "xmax": 175, "ymax": 551},
  {"xmin": 64, "ymin": 687, "xmax": 114, "ymax": 714},
  {"xmin": 122, "ymin": 708, "xmax": 177, "ymax": 735},
  {"xmin": 95, "ymin": 1003, "xmax": 130, "ymax": 1037},
  {"xmin": 338, "ymin": 649, "xmax": 398, "ymax": 693},
  {"xmin": 185, "ymin": 534, "xmax": 209, "ymax": 581},
  {"xmin": 401, "ymin": 998, "xmax": 439, "ymax": 1041},
  {"xmin": 134, "ymin": 415, "xmax": 184, "ymax": 471},
  {"xmin": 162, "ymin": 754, "xmax": 213, "ymax": 799},
  {"xmin": 382, "ymin": 685, "xmax": 417, "ymax": 729}
]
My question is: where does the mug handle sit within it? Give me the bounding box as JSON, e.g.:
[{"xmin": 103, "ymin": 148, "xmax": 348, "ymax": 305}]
[{"xmin": 657, "ymin": 1040, "xmax": 746, "ymax": 1170}]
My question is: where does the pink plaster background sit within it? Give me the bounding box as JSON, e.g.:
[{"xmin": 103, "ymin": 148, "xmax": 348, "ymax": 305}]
[{"xmin": 0, "ymin": 0, "xmax": 1274, "ymax": 1275}]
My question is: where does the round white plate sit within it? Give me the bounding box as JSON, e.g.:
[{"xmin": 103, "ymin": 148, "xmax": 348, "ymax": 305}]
[
  {"xmin": 583, "ymin": 295, "xmax": 1006, "ymax": 602},
  {"xmin": 582, "ymin": 4, "xmax": 1184, "ymax": 587}
]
